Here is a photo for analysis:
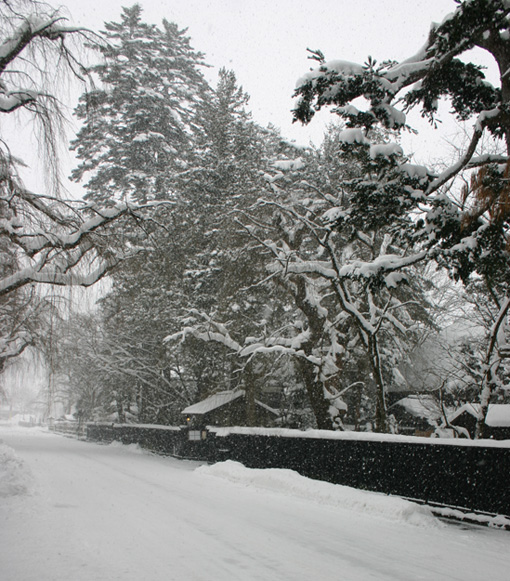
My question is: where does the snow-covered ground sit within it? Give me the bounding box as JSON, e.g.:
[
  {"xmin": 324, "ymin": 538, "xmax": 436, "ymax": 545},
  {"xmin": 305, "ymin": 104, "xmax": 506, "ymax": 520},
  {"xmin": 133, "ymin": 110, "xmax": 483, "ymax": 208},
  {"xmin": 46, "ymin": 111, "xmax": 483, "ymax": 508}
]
[{"xmin": 1, "ymin": 426, "xmax": 510, "ymax": 581}]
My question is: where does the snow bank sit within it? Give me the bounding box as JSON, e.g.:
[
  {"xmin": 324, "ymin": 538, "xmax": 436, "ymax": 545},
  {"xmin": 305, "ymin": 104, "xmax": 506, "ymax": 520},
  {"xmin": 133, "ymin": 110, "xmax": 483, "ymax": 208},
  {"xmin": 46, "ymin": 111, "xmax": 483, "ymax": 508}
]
[
  {"xmin": 197, "ymin": 460, "xmax": 440, "ymax": 528},
  {"xmin": 0, "ymin": 442, "xmax": 33, "ymax": 498},
  {"xmin": 431, "ymin": 506, "xmax": 510, "ymax": 530},
  {"xmin": 106, "ymin": 441, "xmax": 146, "ymax": 455}
]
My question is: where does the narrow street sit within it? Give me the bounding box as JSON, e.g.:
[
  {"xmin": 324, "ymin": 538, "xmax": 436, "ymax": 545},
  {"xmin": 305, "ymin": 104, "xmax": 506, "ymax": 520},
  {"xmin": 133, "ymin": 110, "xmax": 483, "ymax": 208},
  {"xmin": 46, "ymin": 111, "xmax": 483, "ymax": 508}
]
[{"xmin": 2, "ymin": 428, "xmax": 510, "ymax": 581}]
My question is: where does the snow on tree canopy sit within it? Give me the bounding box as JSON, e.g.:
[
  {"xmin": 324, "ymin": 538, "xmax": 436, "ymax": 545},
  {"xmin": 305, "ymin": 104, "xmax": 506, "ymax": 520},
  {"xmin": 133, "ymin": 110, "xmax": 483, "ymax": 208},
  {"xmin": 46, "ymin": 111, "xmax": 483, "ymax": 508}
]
[
  {"xmin": 398, "ymin": 163, "xmax": 431, "ymax": 181},
  {"xmin": 295, "ymin": 60, "xmax": 365, "ymax": 89},
  {"xmin": 272, "ymin": 158, "xmax": 305, "ymax": 171},
  {"xmin": 384, "ymin": 272, "xmax": 407, "ymax": 288},
  {"xmin": 369, "ymin": 143, "xmax": 403, "ymax": 159},
  {"xmin": 70, "ymin": 4, "xmax": 209, "ymax": 205},
  {"xmin": 339, "ymin": 254, "xmax": 418, "ymax": 279},
  {"xmin": 322, "ymin": 207, "xmax": 348, "ymax": 224},
  {"xmin": 337, "ymin": 128, "xmax": 369, "ymax": 145},
  {"xmin": 376, "ymin": 103, "xmax": 407, "ymax": 128}
]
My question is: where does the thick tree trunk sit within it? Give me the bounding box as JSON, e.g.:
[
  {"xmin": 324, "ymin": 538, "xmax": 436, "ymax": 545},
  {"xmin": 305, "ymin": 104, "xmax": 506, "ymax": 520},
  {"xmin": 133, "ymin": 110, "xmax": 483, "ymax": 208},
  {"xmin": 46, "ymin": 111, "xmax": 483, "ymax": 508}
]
[
  {"xmin": 368, "ymin": 335, "xmax": 388, "ymax": 433},
  {"xmin": 291, "ymin": 276, "xmax": 336, "ymax": 430},
  {"xmin": 297, "ymin": 357, "xmax": 334, "ymax": 430}
]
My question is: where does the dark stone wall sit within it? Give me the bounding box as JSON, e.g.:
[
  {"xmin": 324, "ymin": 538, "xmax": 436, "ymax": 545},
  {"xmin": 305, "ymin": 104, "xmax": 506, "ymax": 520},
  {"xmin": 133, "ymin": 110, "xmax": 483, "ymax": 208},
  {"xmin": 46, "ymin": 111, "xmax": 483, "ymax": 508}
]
[{"xmin": 86, "ymin": 423, "xmax": 510, "ymax": 516}]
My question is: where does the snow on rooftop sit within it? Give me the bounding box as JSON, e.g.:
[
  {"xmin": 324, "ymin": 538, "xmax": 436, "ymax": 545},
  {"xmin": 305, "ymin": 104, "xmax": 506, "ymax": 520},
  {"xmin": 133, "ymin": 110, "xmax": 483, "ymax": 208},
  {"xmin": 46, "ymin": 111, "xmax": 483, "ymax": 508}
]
[
  {"xmin": 181, "ymin": 390, "xmax": 245, "ymax": 415},
  {"xmin": 486, "ymin": 404, "xmax": 510, "ymax": 427},
  {"xmin": 395, "ymin": 395, "xmax": 440, "ymax": 422},
  {"xmin": 182, "ymin": 390, "xmax": 279, "ymax": 417},
  {"xmin": 448, "ymin": 403, "xmax": 510, "ymax": 427}
]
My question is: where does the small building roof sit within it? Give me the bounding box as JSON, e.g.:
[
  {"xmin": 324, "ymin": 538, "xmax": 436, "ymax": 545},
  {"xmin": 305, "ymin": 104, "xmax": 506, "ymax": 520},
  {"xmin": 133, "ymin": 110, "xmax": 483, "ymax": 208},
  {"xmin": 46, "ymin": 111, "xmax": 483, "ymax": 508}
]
[
  {"xmin": 181, "ymin": 390, "xmax": 279, "ymax": 417},
  {"xmin": 486, "ymin": 404, "xmax": 510, "ymax": 427},
  {"xmin": 181, "ymin": 390, "xmax": 245, "ymax": 416},
  {"xmin": 448, "ymin": 403, "xmax": 510, "ymax": 427},
  {"xmin": 394, "ymin": 395, "xmax": 440, "ymax": 421}
]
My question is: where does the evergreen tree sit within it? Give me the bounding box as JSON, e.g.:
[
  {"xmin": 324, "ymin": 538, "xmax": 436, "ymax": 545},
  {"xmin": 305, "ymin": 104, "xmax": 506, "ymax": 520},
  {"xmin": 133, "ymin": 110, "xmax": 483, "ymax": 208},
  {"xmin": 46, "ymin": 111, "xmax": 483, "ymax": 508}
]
[
  {"xmin": 71, "ymin": 4, "xmax": 209, "ymax": 205},
  {"xmin": 66, "ymin": 5, "xmax": 214, "ymax": 422},
  {"xmin": 179, "ymin": 69, "xmax": 271, "ymax": 314},
  {"xmin": 168, "ymin": 70, "xmax": 308, "ymax": 417},
  {"xmin": 71, "ymin": 60, "xmax": 289, "ymax": 423}
]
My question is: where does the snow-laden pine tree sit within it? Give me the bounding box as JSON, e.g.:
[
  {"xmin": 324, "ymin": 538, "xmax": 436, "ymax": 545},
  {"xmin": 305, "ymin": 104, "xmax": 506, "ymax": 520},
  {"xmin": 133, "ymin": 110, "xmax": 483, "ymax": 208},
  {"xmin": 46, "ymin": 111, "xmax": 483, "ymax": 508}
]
[
  {"xmin": 71, "ymin": 4, "xmax": 209, "ymax": 205},
  {"xmin": 178, "ymin": 69, "xmax": 273, "ymax": 315},
  {"xmin": 165, "ymin": 71, "xmax": 320, "ymax": 426},
  {"xmin": 293, "ymin": 0, "xmax": 510, "ymax": 436},
  {"xmin": 69, "ymin": 63, "xmax": 287, "ymax": 424},
  {"xmin": 64, "ymin": 5, "xmax": 213, "ymax": 422}
]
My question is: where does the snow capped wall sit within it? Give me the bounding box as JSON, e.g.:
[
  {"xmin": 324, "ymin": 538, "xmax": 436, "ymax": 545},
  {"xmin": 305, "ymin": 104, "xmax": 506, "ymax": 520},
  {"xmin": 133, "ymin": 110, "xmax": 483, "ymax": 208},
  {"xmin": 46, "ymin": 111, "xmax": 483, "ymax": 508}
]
[{"xmin": 86, "ymin": 421, "xmax": 510, "ymax": 516}]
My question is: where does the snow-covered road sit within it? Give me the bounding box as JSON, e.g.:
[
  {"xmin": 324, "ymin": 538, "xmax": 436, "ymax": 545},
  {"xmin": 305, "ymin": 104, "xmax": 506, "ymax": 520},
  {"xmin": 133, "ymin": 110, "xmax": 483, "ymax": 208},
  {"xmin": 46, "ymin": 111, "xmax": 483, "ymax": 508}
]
[{"xmin": 1, "ymin": 427, "xmax": 510, "ymax": 581}]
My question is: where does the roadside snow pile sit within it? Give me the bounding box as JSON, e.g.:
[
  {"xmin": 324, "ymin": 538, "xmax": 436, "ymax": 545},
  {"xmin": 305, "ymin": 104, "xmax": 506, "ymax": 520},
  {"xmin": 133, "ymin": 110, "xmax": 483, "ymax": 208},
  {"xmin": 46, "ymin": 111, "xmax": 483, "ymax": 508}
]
[
  {"xmin": 106, "ymin": 441, "xmax": 146, "ymax": 455},
  {"xmin": 197, "ymin": 460, "xmax": 440, "ymax": 528},
  {"xmin": 0, "ymin": 442, "xmax": 33, "ymax": 497}
]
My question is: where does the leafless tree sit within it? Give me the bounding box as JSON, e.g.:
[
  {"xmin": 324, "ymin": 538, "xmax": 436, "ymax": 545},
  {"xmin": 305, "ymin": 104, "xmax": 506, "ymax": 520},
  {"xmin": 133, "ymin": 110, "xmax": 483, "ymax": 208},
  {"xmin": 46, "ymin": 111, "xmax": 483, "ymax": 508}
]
[{"xmin": 0, "ymin": 1, "xmax": 163, "ymax": 370}]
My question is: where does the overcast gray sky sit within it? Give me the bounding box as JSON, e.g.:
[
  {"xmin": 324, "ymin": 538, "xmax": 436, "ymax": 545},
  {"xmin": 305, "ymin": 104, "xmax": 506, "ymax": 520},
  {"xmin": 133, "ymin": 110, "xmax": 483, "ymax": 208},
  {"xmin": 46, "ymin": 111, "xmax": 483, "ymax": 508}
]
[
  {"xmin": 13, "ymin": 0, "xmax": 500, "ymax": 194},
  {"xmin": 58, "ymin": 0, "xmax": 461, "ymax": 145}
]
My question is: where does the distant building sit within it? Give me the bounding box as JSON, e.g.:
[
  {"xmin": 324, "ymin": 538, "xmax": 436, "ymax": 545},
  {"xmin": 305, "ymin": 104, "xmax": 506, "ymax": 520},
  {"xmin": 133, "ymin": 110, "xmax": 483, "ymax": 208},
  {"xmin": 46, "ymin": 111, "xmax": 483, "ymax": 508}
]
[
  {"xmin": 0, "ymin": 404, "xmax": 20, "ymax": 422},
  {"xmin": 181, "ymin": 390, "xmax": 279, "ymax": 429},
  {"xmin": 389, "ymin": 394, "xmax": 442, "ymax": 436},
  {"xmin": 447, "ymin": 403, "xmax": 510, "ymax": 439}
]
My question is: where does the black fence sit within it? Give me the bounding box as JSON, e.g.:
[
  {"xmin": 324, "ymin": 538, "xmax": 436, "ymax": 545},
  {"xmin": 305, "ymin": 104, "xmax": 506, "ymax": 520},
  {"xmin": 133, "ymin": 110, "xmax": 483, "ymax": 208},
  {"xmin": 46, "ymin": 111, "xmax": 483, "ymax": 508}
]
[
  {"xmin": 51, "ymin": 421, "xmax": 87, "ymax": 438},
  {"xmin": 86, "ymin": 423, "xmax": 510, "ymax": 517},
  {"xmin": 87, "ymin": 423, "xmax": 184, "ymax": 455}
]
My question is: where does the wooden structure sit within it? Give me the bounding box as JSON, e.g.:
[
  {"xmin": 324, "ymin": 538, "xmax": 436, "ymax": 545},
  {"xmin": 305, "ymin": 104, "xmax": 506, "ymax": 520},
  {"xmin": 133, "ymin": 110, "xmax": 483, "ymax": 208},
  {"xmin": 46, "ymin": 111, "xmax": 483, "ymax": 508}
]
[
  {"xmin": 448, "ymin": 403, "xmax": 510, "ymax": 440},
  {"xmin": 390, "ymin": 394, "xmax": 441, "ymax": 436},
  {"xmin": 181, "ymin": 390, "xmax": 279, "ymax": 429}
]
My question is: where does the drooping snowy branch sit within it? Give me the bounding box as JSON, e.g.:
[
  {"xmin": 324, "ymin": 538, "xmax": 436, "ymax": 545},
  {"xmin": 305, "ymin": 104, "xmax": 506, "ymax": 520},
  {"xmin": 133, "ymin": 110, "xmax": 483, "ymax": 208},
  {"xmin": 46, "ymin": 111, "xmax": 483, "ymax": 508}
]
[
  {"xmin": 0, "ymin": 6, "xmax": 95, "ymax": 112},
  {"xmin": 165, "ymin": 309, "xmax": 328, "ymax": 370},
  {"xmin": 0, "ymin": 197, "xmax": 172, "ymax": 297}
]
